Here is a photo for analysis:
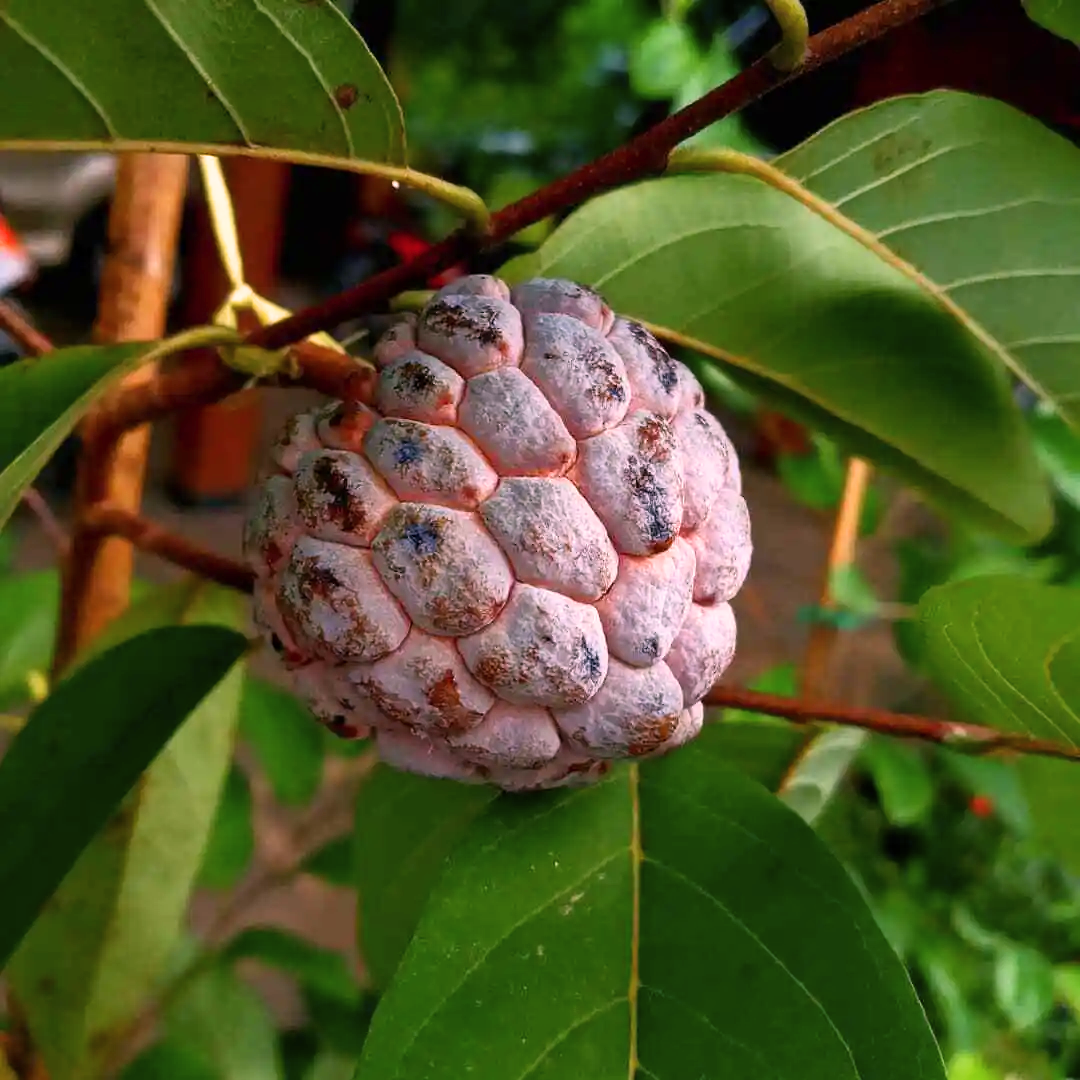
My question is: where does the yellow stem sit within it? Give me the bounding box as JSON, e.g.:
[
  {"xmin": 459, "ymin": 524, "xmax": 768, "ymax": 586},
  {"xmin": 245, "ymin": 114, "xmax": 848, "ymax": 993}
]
[{"xmin": 765, "ymin": 0, "xmax": 810, "ymax": 71}]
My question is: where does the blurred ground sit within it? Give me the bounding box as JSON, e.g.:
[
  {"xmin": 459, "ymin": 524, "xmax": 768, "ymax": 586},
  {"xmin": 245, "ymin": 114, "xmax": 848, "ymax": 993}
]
[{"xmin": 4, "ymin": 289, "xmax": 926, "ymax": 1032}]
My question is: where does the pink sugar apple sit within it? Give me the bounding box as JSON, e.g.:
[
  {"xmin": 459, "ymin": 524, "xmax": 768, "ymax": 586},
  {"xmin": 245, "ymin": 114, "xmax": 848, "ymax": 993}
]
[{"xmin": 244, "ymin": 275, "xmax": 751, "ymax": 791}]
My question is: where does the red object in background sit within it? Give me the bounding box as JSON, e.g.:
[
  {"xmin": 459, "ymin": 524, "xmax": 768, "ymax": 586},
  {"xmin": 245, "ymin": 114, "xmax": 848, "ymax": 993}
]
[
  {"xmin": 386, "ymin": 229, "xmax": 465, "ymax": 288},
  {"xmin": 969, "ymin": 794, "xmax": 995, "ymax": 819},
  {"xmin": 0, "ymin": 210, "xmax": 33, "ymax": 295}
]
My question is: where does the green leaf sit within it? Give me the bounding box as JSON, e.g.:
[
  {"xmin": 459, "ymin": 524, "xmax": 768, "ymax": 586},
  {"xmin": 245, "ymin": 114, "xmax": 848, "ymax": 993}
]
[
  {"xmin": 781, "ymin": 727, "xmax": 867, "ymax": 824},
  {"xmin": 240, "ymin": 678, "xmax": 324, "ymax": 807},
  {"xmin": 0, "ymin": 0, "xmax": 404, "ymax": 164},
  {"xmin": 6, "ymin": 583, "xmax": 247, "ymax": 1080},
  {"xmin": 830, "ymin": 564, "xmax": 882, "ymax": 618},
  {"xmin": 304, "ymin": 1052, "xmax": 356, "ymax": 1080},
  {"xmin": 939, "ymin": 751, "xmax": 1031, "ymax": 836},
  {"xmin": 1029, "ymin": 406, "xmax": 1080, "ymax": 509},
  {"xmin": 862, "ymin": 735, "xmax": 934, "ymax": 827},
  {"xmin": 503, "ymin": 170, "xmax": 1049, "ymax": 542},
  {"xmin": 357, "ymin": 757, "xmax": 945, "ymax": 1080},
  {"xmin": 1054, "ymin": 963, "xmax": 1080, "ymax": 1017},
  {"xmin": 0, "ymin": 617, "xmax": 245, "ymax": 970},
  {"xmin": 710, "ymin": 663, "xmax": 806, "ymax": 788},
  {"xmin": 779, "ymin": 91, "xmax": 1080, "ymax": 433},
  {"xmin": 0, "ymin": 569, "xmax": 57, "ymax": 706},
  {"xmin": 1023, "ymin": 0, "xmax": 1080, "ymax": 43},
  {"xmin": 198, "ymin": 764, "xmax": 254, "ymax": 890},
  {"xmin": 629, "ymin": 19, "xmax": 700, "ymax": 100},
  {"xmin": 165, "ymin": 963, "xmax": 284, "ymax": 1080},
  {"xmin": 302, "ymin": 835, "xmax": 353, "ymax": 888},
  {"xmin": 918, "ymin": 575, "xmax": 1080, "ymax": 743},
  {"xmin": 223, "ymin": 927, "xmax": 359, "ymax": 1006},
  {"xmin": 304, "ymin": 988, "xmax": 377, "ymax": 1059},
  {"xmin": 993, "ymin": 943, "xmax": 1055, "ymax": 1030},
  {"xmin": 1016, "ymin": 756, "xmax": 1080, "ymax": 876},
  {"xmin": 0, "ymin": 344, "xmax": 143, "ymax": 531},
  {"xmin": 701, "ymin": 714, "xmax": 806, "ymax": 789},
  {"xmin": 119, "ymin": 1041, "xmax": 218, "ymax": 1080},
  {"xmin": 354, "ymin": 767, "xmax": 498, "ymax": 990},
  {"xmin": 947, "ymin": 1052, "xmax": 1002, "ymax": 1080}
]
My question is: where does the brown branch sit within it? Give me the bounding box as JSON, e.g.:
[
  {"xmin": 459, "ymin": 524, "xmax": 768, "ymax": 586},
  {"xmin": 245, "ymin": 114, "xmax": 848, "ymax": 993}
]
[
  {"xmin": 94, "ymin": 339, "xmax": 374, "ymax": 438},
  {"xmin": 81, "ymin": 504, "xmax": 254, "ymax": 594},
  {"xmin": 705, "ymin": 684, "xmax": 1080, "ymax": 764},
  {"xmin": 0, "ymin": 301, "xmax": 54, "ymax": 358},
  {"xmin": 248, "ymin": 0, "xmax": 945, "ymax": 351},
  {"xmin": 54, "ymin": 153, "xmax": 190, "ymax": 675}
]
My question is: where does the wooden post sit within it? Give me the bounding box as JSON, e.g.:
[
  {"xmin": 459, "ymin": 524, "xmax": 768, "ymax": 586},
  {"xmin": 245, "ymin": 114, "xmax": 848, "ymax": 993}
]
[
  {"xmin": 55, "ymin": 153, "xmax": 189, "ymax": 670},
  {"xmin": 167, "ymin": 158, "xmax": 291, "ymax": 505}
]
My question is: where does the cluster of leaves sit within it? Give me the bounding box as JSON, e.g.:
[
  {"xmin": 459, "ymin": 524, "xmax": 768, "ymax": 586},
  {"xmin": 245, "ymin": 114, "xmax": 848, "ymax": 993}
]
[{"xmin": 1, "ymin": 1, "xmax": 1080, "ymax": 1079}]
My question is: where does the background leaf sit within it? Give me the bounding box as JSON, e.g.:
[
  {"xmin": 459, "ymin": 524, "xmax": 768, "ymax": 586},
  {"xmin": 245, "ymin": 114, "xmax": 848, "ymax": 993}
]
[
  {"xmin": 353, "ymin": 767, "xmax": 498, "ymax": 990},
  {"xmin": 0, "ymin": 344, "xmax": 143, "ymax": 530},
  {"xmin": 993, "ymin": 944, "xmax": 1056, "ymax": 1031},
  {"xmin": 0, "ymin": 569, "xmax": 58, "ymax": 707},
  {"xmin": 503, "ymin": 171, "xmax": 1049, "ymax": 541},
  {"xmin": 918, "ymin": 575, "xmax": 1080, "ymax": 743},
  {"xmin": 780, "ymin": 727, "xmax": 867, "ymax": 824},
  {"xmin": 779, "ymin": 92, "xmax": 1080, "ymax": 430},
  {"xmin": 164, "ymin": 963, "xmax": 284, "ymax": 1080},
  {"xmin": 197, "ymin": 764, "xmax": 255, "ymax": 891},
  {"xmin": 0, "ymin": 0, "xmax": 404, "ymax": 163},
  {"xmin": 239, "ymin": 678, "xmax": 323, "ymax": 807},
  {"xmin": 223, "ymin": 928, "xmax": 359, "ymax": 1007},
  {"xmin": 861, "ymin": 735, "xmax": 934, "ymax": 827},
  {"xmin": 6, "ymin": 584, "xmax": 247, "ymax": 1080},
  {"xmin": 357, "ymin": 752, "xmax": 945, "ymax": 1080},
  {"xmin": 1022, "ymin": 0, "xmax": 1080, "ymax": 43}
]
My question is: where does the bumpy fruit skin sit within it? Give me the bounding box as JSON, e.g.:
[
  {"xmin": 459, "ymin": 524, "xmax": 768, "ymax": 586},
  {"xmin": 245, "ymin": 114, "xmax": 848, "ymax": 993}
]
[{"xmin": 244, "ymin": 275, "xmax": 751, "ymax": 791}]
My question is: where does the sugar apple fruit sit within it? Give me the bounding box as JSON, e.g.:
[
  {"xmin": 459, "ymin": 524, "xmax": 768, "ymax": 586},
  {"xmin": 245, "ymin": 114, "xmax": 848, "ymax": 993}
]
[{"xmin": 244, "ymin": 275, "xmax": 751, "ymax": 791}]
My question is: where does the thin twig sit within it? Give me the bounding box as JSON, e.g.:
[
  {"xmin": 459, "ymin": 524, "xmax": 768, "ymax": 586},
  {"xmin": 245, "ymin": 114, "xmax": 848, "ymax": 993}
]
[
  {"xmin": 247, "ymin": 0, "xmax": 944, "ymax": 352},
  {"xmin": 705, "ymin": 684, "xmax": 1080, "ymax": 764},
  {"xmin": 81, "ymin": 505, "xmax": 254, "ymax": 594},
  {"xmin": 19, "ymin": 488, "xmax": 68, "ymax": 556},
  {"xmin": 0, "ymin": 301, "xmax": 54, "ymax": 358},
  {"xmin": 801, "ymin": 457, "xmax": 873, "ymax": 699}
]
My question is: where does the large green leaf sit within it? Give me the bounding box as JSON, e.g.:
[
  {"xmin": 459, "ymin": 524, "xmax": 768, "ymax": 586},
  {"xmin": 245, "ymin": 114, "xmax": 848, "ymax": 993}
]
[
  {"xmin": 6, "ymin": 582, "xmax": 247, "ymax": 1080},
  {"xmin": 503, "ymin": 170, "xmax": 1049, "ymax": 542},
  {"xmin": 918, "ymin": 575, "xmax": 1080, "ymax": 874},
  {"xmin": 0, "ymin": 0, "xmax": 404, "ymax": 163},
  {"xmin": 0, "ymin": 344, "xmax": 143, "ymax": 531},
  {"xmin": 779, "ymin": 92, "xmax": 1080, "ymax": 430},
  {"xmin": 354, "ymin": 767, "xmax": 498, "ymax": 990},
  {"xmin": 1022, "ymin": 0, "xmax": 1080, "ymax": 43},
  {"xmin": 918, "ymin": 575, "xmax": 1080, "ymax": 744},
  {"xmin": 356, "ymin": 754, "xmax": 944, "ymax": 1079}
]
